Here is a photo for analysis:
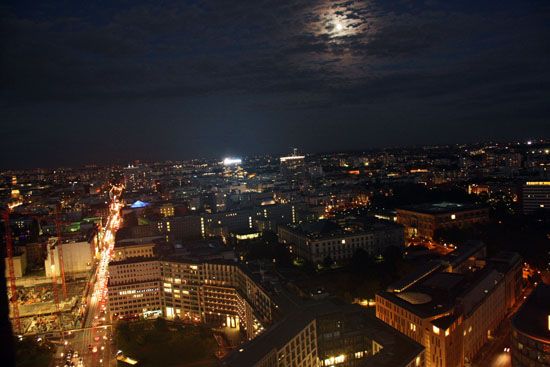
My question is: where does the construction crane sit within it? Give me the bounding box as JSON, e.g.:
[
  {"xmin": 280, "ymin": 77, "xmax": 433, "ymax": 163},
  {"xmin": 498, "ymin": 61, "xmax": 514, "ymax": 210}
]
[
  {"xmin": 48, "ymin": 238, "xmax": 63, "ymax": 333},
  {"xmin": 54, "ymin": 206, "xmax": 68, "ymax": 300},
  {"xmin": 2, "ymin": 209, "xmax": 21, "ymax": 334}
]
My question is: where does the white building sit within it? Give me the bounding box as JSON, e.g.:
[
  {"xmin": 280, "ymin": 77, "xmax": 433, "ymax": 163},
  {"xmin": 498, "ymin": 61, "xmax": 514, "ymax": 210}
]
[{"xmin": 45, "ymin": 238, "xmax": 93, "ymax": 277}]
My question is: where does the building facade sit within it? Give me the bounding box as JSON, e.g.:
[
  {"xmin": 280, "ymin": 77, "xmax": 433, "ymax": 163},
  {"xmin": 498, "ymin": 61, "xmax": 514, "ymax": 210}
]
[
  {"xmin": 511, "ymin": 284, "xmax": 550, "ymax": 367},
  {"xmin": 108, "ymin": 256, "xmax": 274, "ymax": 340},
  {"xmin": 396, "ymin": 202, "xmax": 489, "ymax": 240},
  {"xmin": 278, "ymin": 220, "xmax": 404, "ymax": 264},
  {"xmin": 45, "ymin": 238, "xmax": 93, "ymax": 277},
  {"xmin": 223, "ymin": 301, "xmax": 425, "ymax": 367},
  {"xmin": 522, "ymin": 181, "xmax": 550, "ymax": 214},
  {"xmin": 376, "ymin": 245, "xmax": 522, "ymax": 367}
]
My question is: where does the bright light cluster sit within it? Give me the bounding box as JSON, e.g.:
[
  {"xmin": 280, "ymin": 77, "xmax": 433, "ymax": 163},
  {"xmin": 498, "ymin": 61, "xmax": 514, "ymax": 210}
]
[{"xmin": 223, "ymin": 157, "xmax": 242, "ymax": 165}]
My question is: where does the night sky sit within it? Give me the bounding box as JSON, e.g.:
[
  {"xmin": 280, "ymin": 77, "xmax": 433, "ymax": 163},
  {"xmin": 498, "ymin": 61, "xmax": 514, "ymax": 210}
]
[{"xmin": 1, "ymin": 0, "xmax": 549, "ymax": 168}]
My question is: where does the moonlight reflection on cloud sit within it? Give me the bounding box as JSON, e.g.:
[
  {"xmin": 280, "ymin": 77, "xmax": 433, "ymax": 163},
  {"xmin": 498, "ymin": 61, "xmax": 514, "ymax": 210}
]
[{"xmin": 307, "ymin": 1, "xmax": 370, "ymax": 42}]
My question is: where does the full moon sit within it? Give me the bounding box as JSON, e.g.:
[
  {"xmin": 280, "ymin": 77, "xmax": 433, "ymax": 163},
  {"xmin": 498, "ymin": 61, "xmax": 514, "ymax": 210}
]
[{"xmin": 335, "ymin": 22, "xmax": 344, "ymax": 32}]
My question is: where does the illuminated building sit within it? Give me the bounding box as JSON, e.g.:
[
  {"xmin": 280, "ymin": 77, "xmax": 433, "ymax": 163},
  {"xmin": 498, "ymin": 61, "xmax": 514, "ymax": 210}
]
[
  {"xmin": 511, "ymin": 284, "xmax": 550, "ymax": 367},
  {"xmin": 376, "ymin": 244, "xmax": 522, "ymax": 367},
  {"xmin": 108, "ymin": 258, "xmax": 162, "ymax": 320},
  {"xmin": 278, "ymin": 219, "xmax": 404, "ymax": 264},
  {"xmin": 123, "ymin": 164, "xmax": 151, "ymax": 193},
  {"xmin": 467, "ymin": 184, "xmax": 490, "ymax": 195},
  {"xmin": 156, "ymin": 204, "xmax": 303, "ymax": 241},
  {"xmin": 157, "ymin": 215, "xmax": 204, "ymax": 240},
  {"xmin": 159, "ymin": 203, "xmax": 175, "ymax": 217},
  {"xmin": 522, "ymin": 181, "xmax": 550, "ymax": 214},
  {"xmin": 112, "ymin": 242, "xmax": 156, "ymax": 261},
  {"xmin": 280, "ymin": 148, "xmax": 305, "ymax": 176},
  {"xmin": 108, "ymin": 256, "xmax": 275, "ymax": 339},
  {"xmin": 223, "ymin": 300, "xmax": 425, "ymax": 367},
  {"xmin": 396, "ymin": 202, "xmax": 489, "ymax": 240},
  {"xmin": 160, "ymin": 260, "xmax": 273, "ymax": 339}
]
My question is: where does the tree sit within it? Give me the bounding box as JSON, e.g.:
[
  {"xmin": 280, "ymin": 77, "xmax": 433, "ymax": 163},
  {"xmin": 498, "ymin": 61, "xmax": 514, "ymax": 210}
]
[
  {"xmin": 154, "ymin": 317, "xmax": 168, "ymax": 331},
  {"xmin": 350, "ymin": 248, "xmax": 373, "ymax": 274},
  {"xmin": 116, "ymin": 320, "xmax": 131, "ymax": 340}
]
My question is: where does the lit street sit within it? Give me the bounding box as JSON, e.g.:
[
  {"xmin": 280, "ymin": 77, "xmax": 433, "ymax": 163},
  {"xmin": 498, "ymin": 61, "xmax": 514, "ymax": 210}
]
[
  {"xmin": 54, "ymin": 189, "xmax": 122, "ymax": 367},
  {"xmin": 472, "ymin": 284, "xmax": 535, "ymax": 367}
]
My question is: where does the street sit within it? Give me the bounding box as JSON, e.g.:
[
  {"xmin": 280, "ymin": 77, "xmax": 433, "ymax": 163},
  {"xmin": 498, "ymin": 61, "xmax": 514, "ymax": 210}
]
[
  {"xmin": 472, "ymin": 283, "xmax": 534, "ymax": 367},
  {"xmin": 54, "ymin": 189, "xmax": 122, "ymax": 367}
]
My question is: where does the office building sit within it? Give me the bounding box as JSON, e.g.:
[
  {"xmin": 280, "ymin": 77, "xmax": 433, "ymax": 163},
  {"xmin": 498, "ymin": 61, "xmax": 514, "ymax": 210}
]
[
  {"xmin": 376, "ymin": 244, "xmax": 522, "ymax": 367},
  {"xmin": 522, "ymin": 181, "xmax": 550, "ymax": 214},
  {"xmin": 108, "ymin": 249, "xmax": 274, "ymax": 340},
  {"xmin": 108, "ymin": 258, "xmax": 163, "ymax": 320},
  {"xmin": 278, "ymin": 219, "xmax": 404, "ymax": 264},
  {"xmin": 223, "ymin": 300, "xmax": 425, "ymax": 367},
  {"xmin": 112, "ymin": 241, "xmax": 156, "ymax": 261},
  {"xmin": 396, "ymin": 202, "xmax": 489, "ymax": 240}
]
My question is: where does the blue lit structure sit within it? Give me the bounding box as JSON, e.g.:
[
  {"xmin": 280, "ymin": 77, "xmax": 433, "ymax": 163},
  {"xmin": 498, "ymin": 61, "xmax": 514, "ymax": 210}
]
[{"xmin": 130, "ymin": 200, "xmax": 149, "ymax": 208}]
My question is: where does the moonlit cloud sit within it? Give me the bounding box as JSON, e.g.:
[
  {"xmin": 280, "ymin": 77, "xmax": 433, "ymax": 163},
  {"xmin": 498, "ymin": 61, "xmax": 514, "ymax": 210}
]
[{"xmin": 0, "ymin": 0, "xmax": 549, "ymax": 168}]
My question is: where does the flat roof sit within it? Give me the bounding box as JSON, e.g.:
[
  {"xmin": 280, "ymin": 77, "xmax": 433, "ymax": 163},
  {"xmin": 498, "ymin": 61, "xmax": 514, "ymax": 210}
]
[
  {"xmin": 381, "ymin": 259, "xmax": 505, "ymax": 319},
  {"xmin": 512, "ymin": 284, "xmax": 550, "ymax": 343},
  {"xmin": 281, "ymin": 219, "xmax": 401, "ymax": 240},
  {"xmin": 397, "ymin": 202, "xmax": 487, "ymax": 215}
]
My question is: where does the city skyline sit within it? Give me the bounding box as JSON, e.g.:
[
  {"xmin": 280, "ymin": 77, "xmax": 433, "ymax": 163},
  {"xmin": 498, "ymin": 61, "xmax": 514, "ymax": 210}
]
[
  {"xmin": 0, "ymin": 137, "xmax": 548, "ymax": 171},
  {"xmin": 2, "ymin": 0, "xmax": 550, "ymax": 168},
  {"xmin": 2, "ymin": 1, "xmax": 550, "ymax": 366}
]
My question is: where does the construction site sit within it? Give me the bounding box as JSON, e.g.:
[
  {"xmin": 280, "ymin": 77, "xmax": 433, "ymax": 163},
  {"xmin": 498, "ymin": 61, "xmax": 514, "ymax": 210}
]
[{"xmin": 4, "ymin": 208, "xmax": 102, "ymax": 337}]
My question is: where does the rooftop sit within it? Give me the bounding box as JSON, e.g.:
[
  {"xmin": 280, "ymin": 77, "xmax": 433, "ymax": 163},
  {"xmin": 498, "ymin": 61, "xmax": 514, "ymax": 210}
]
[
  {"xmin": 222, "ymin": 300, "xmax": 424, "ymax": 367},
  {"xmin": 512, "ymin": 283, "xmax": 550, "ymax": 342},
  {"xmin": 381, "ymin": 247, "xmax": 507, "ymax": 319},
  {"xmin": 282, "ymin": 218, "xmax": 401, "ymax": 240},
  {"xmin": 397, "ymin": 202, "xmax": 487, "ymax": 215}
]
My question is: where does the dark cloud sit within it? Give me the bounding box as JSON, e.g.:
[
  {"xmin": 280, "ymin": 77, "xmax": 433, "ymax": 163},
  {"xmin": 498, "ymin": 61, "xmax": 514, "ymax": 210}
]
[{"xmin": 0, "ymin": 0, "xmax": 549, "ymax": 168}]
